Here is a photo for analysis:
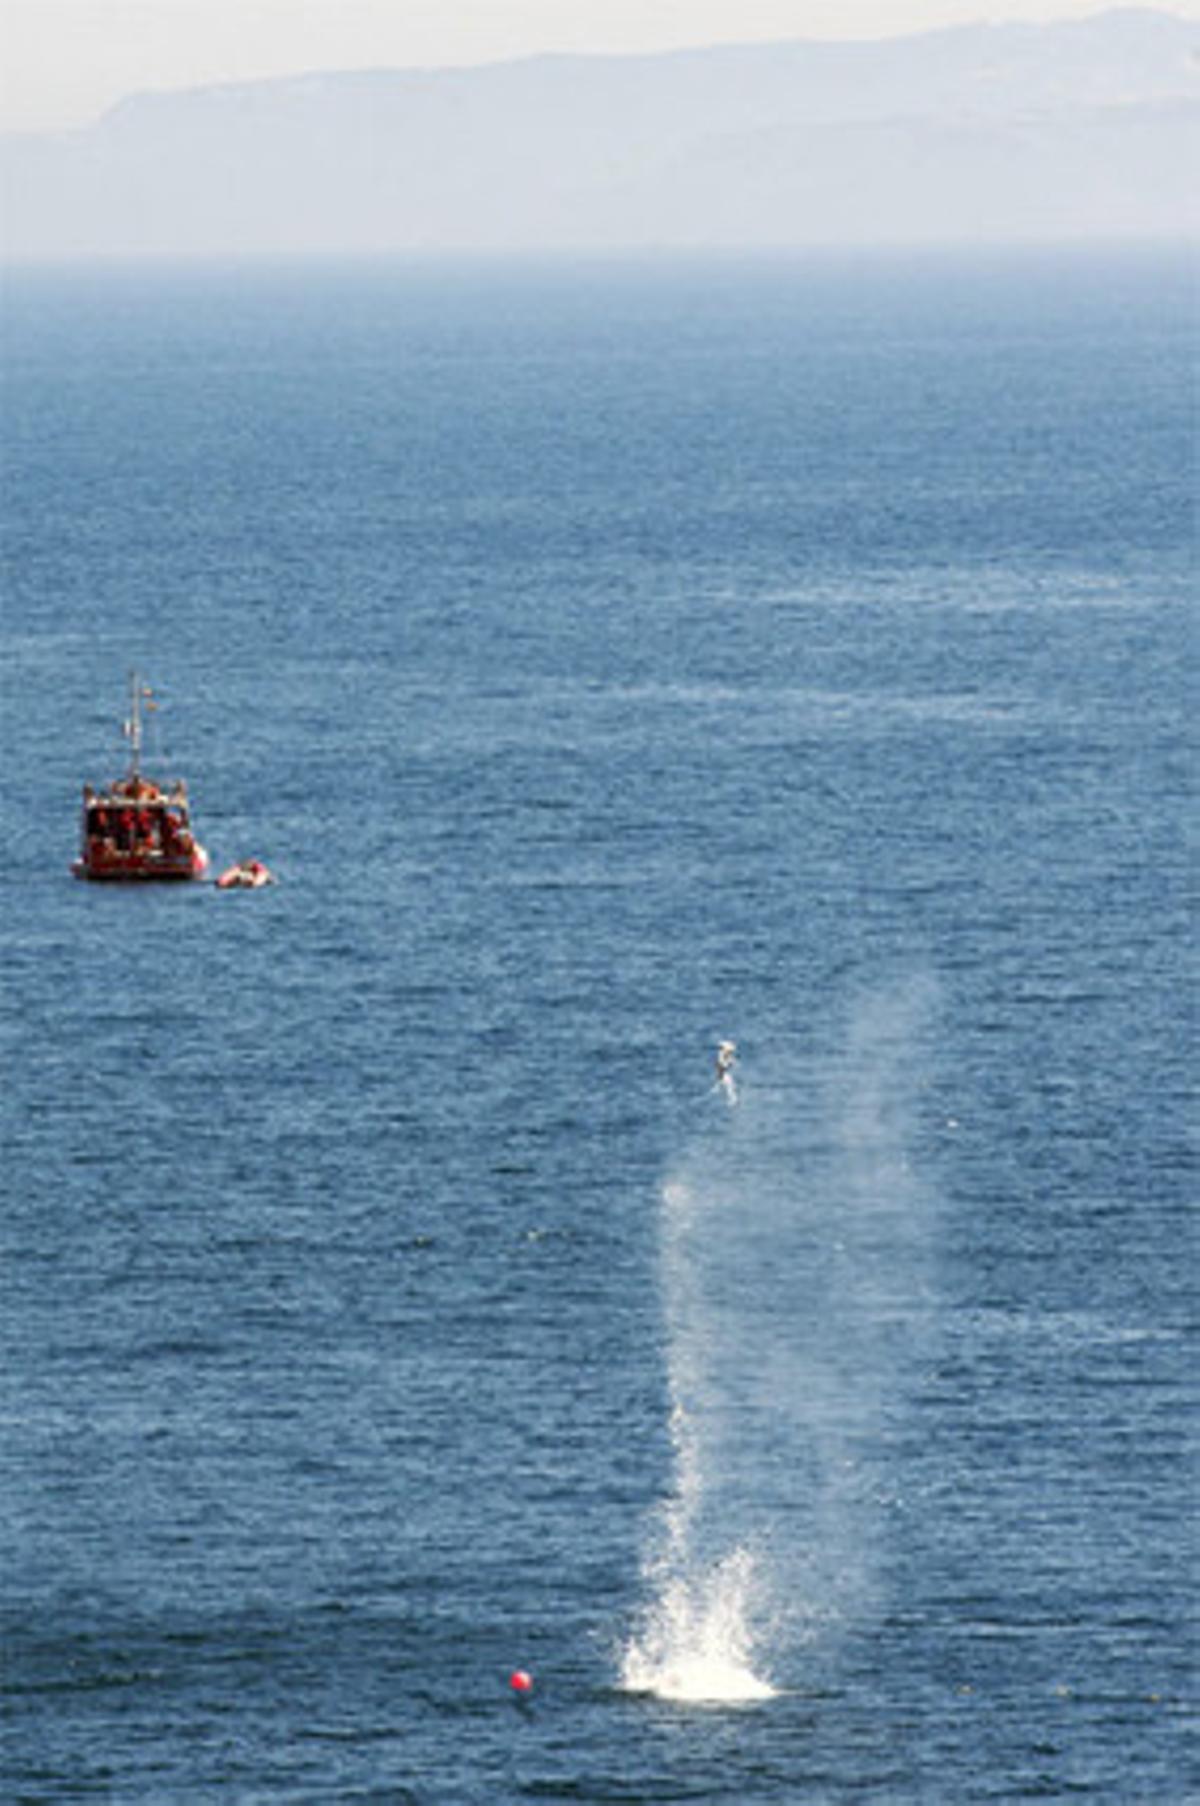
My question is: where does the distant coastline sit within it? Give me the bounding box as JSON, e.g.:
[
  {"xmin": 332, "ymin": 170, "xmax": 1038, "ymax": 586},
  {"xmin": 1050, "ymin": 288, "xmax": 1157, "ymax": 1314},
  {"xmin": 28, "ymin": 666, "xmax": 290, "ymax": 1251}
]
[{"xmin": 1, "ymin": 11, "xmax": 1196, "ymax": 261}]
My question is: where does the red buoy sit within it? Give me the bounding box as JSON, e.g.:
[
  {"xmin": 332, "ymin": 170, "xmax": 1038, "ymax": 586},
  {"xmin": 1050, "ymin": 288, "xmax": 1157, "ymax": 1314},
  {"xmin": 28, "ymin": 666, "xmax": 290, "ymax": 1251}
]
[{"xmin": 509, "ymin": 1669, "xmax": 533, "ymax": 1694}]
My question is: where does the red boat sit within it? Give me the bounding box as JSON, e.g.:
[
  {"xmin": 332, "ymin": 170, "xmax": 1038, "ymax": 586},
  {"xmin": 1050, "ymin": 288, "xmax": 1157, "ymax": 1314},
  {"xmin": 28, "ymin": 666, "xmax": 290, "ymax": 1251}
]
[{"xmin": 72, "ymin": 675, "xmax": 209, "ymax": 882}]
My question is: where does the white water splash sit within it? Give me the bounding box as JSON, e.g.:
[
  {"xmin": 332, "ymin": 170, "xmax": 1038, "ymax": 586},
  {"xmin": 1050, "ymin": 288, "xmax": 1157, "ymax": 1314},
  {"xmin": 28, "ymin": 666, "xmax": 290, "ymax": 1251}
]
[
  {"xmin": 620, "ymin": 1543, "xmax": 774, "ymax": 1703},
  {"xmin": 621, "ymin": 1176, "xmax": 777, "ymax": 1704}
]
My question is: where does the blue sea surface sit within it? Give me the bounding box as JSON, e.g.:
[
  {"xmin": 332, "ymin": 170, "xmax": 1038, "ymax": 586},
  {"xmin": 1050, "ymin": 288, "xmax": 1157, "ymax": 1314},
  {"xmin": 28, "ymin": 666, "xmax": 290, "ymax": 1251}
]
[{"xmin": 1, "ymin": 247, "xmax": 1194, "ymax": 1801}]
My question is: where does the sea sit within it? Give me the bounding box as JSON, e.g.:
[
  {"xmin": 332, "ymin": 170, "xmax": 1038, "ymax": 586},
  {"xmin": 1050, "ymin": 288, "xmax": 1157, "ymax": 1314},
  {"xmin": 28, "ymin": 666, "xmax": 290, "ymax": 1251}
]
[{"xmin": 0, "ymin": 245, "xmax": 1194, "ymax": 1803}]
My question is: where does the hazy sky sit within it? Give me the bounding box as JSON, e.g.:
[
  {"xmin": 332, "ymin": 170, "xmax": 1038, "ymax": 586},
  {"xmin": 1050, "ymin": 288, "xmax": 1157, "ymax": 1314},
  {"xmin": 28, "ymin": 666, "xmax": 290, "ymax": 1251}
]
[{"xmin": 3, "ymin": 0, "xmax": 1198, "ymax": 133}]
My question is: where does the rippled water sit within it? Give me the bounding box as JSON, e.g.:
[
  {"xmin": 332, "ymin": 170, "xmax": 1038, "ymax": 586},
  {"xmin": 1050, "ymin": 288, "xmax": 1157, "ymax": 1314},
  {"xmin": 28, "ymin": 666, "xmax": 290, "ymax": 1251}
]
[{"xmin": 1, "ymin": 248, "xmax": 1193, "ymax": 1801}]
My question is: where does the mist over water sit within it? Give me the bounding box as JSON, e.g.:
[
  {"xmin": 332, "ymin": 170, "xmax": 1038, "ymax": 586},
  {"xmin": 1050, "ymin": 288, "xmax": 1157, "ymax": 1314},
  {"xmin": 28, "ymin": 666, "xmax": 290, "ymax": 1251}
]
[{"xmin": 623, "ymin": 977, "xmax": 939, "ymax": 1703}]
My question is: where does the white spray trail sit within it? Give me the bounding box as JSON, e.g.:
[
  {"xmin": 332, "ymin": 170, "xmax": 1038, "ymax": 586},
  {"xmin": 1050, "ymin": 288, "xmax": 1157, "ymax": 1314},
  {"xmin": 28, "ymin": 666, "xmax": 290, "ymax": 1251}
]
[
  {"xmin": 622, "ymin": 978, "xmax": 938, "ymax": 1705},
  {"xmin": 621, "ymin": 1175, "xmax": 775, "ymax": 1703}
]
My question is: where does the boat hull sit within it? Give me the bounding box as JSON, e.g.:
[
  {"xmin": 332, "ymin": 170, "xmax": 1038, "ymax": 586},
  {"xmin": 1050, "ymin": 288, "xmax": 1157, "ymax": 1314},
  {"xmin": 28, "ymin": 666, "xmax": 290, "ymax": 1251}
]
[{"xmin": 72, "ymin": 846, "xmax": 210, "ymax": 882}]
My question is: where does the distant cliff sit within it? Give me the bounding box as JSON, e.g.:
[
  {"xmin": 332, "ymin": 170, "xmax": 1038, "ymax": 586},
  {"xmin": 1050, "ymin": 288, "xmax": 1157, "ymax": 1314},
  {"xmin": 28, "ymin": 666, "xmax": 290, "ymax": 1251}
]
[{"xmin": 2, "ymin": 10, "xmax": 1196, "ymax": 259}]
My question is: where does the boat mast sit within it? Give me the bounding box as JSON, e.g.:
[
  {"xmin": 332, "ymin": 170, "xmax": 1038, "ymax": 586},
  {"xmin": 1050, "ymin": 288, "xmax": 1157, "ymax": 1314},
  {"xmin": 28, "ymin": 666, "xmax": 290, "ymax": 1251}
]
[{"xmin": 127, "ymin": 670, "xmax": 143, "ymax": 782}]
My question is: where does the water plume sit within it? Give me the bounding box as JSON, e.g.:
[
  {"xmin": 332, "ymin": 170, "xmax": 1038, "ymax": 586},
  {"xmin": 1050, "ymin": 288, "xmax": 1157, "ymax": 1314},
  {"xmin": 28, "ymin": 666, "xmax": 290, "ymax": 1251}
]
[{"xmin": 622, "ymin": 977, "xmax": 938, "ymax": 1704}]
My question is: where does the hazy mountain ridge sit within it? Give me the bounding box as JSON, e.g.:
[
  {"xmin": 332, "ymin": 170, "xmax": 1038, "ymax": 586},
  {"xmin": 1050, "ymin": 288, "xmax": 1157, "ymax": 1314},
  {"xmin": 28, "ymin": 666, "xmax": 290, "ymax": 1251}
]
[{"xmin": 3, "ymin": 10, "xmax": 1196, "ymax": 258}]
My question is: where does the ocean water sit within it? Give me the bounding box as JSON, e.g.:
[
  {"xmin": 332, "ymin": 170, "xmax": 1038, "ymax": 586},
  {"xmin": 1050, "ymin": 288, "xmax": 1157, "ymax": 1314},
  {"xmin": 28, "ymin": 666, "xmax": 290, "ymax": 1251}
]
[{"xmin": 0, "ymin": 247, "xmax": 1194, "ymax": 1802}]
